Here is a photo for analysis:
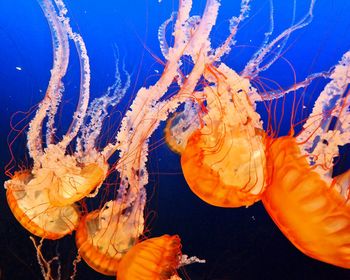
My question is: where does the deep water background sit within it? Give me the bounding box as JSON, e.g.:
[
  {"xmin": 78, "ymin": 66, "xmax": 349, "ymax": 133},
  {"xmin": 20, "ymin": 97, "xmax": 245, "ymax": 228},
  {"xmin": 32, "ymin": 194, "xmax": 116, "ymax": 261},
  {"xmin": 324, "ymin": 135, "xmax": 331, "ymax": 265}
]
[{"xmin": 1, "ymin": 0, "xmax": 350, "ymax": 279}]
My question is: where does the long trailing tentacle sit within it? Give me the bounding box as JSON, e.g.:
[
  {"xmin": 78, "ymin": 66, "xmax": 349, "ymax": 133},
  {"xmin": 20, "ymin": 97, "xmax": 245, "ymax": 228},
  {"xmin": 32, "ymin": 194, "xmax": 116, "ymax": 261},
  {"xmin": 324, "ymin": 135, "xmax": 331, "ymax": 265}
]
[{"xmin": 27, "ymin": 0, "xmax": 69, "ymax": 161}]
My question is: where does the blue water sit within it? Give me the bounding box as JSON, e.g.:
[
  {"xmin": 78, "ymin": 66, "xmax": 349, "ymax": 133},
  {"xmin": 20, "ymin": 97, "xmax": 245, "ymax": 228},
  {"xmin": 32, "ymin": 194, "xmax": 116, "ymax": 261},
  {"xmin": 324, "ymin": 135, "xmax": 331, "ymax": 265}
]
[{"xmin": 1, "ymin": 0, "xmax": 350, "ymax": 279}]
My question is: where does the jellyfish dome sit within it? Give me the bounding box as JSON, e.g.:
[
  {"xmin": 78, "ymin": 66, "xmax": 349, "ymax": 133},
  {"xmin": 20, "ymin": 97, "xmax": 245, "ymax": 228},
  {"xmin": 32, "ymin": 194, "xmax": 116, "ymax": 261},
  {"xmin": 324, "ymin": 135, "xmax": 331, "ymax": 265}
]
[
  {"xmin": 117, "ymin": 235, "xmax": 182, "ymax": 280},
  {"xmin": 5, "ymin": 169, "xmax": 80, "ymax": 239},
  {"xmin": 262, "ymin": 51, "xmax": 350, "ymax": 268}
]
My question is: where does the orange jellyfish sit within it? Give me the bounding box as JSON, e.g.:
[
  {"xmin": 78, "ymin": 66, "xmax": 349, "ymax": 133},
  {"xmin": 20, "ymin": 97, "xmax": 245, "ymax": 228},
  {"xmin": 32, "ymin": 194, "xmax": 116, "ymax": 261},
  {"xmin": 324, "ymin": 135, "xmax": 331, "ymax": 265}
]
[
  {"xmin": 262, "ymin": 50, "xmax": 350, "ymax": 268},
  {"xmin": 166, "ymin": 0, "xmax": 325, "ymax": 208},
  {"xmin": 6, "ymin": 169, "xmax": 80, "ymax": 240},
  {"xmin": 4, "ymin": 0, "xmax": 131, "ymax": 240},
  {"xmin": 75, "ymin": 198, "xmax": 146, "ymax": 276},
  {"xmin": 74, "ymin": 0, "xmax": 218, "ymax": 276},
  {"xmin": 180, "ymin": 64, "xmax": 267, "ymax": 207},
  {"xmin": 4, "ymin": 0, "xmax": 89, "ymax": 239}
]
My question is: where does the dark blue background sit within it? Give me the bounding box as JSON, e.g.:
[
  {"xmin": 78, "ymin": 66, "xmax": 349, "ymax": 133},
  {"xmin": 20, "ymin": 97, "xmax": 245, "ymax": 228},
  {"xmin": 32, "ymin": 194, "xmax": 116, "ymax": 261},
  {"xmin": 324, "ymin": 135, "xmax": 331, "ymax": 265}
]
[{"xmin": 1, "ymin": 0, "xmax": 350, "ymax": 279}]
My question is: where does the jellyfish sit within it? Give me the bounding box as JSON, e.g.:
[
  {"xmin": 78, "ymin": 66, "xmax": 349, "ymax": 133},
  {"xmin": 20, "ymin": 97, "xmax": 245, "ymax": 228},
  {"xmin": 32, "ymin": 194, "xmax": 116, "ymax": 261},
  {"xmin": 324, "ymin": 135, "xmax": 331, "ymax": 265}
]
[
  {"xmin": 75, "ymin": 199, "xmax": 145, "ymax": 275},
  {"xmin": 4, "ymin": 0, "xmax": 131, "ymax": 240},
  {"xmin": 74, "ymin": 0, "xmax": 220, "ymax": 275},
  {"xmin": 4, "ymin": 0, "xmax": 89, "ymax": 239},
  {"xmin": 262, "ymin": 50, "xmax": 350, "ymax": 268},
  {"xmin": 27, "ymin": 0, "xmax": 109, "ymax": 208},
  {"xmin": 6, "ymin": 168, "xmax": 80, "ymax": 240},
  {"xmin": 180, "ymin": 64, "xmax": 267, "ymax": 207},
  {"xmin": 165, "ymin": 0, "xmax": 330, "ymax": 208}
]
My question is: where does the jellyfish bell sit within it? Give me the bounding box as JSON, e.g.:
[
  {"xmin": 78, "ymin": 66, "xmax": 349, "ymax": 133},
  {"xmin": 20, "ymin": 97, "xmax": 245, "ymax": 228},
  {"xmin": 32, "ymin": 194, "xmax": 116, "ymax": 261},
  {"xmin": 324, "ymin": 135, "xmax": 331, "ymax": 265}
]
[
  {"xmin": 20, "ymin": 144, "xmax": 109, "ymax": 209},
  {"xmin": 47, "ymin": 161, "xmax": 107, "ymax": 207},
  {"xmin": 117, "ymin": 234, "xmax": 182, "ymax": 280},
  {"xmin": 262, "ymin": 50, "xmax": 350, "ymax": 268},
  {"xmin": 262, "ymin": 136, "xmax": 350, "ymax": 268},
  {"xmin": 5, "ymin": 169, "xmax": 80, "ymax": 240},
  {"xmin": 180, "ymin": 64, "xmax": 267, "ymax": 207},
  {"xmin": 41, "ymin": 145, "xmax": 109, "ymax": 207},
  {"xmin": 75, "ymin": 198, "xmax": 145, "ymax": 276}
]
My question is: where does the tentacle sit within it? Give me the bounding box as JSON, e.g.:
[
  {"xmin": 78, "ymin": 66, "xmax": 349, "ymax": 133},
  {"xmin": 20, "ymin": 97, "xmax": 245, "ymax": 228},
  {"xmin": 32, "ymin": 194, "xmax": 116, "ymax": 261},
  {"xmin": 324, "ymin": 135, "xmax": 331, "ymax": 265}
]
[
  {"xmin": 242, "ymin": 0, "xmax": 316, "ymax": 78},
  {"xmin": 27, "ymin": 0, "xmax": 69, "ymax": 161},
  {"xmin": 297, "ymin": 51, "xmax": 350, "ymax": 177},
  {"xmin": 158, "ymin": 12, "xmax": 176, "ymax": 60},
  {"xmin": 54, "ymin": 0, "xmax": 91, "ymax": 150},
  {"xmin": 253, "ymin": 70, "xmax": 332, "ymax": 102},
  {"xmin": 211, "ymin": 0, "xmax": 251, "ymax": 61},
  {"xmin": 76, "ymin": 49, "xmax": 130, "ymax": 156}
]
